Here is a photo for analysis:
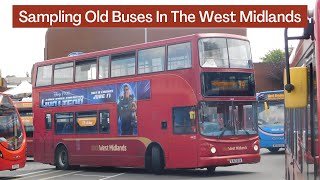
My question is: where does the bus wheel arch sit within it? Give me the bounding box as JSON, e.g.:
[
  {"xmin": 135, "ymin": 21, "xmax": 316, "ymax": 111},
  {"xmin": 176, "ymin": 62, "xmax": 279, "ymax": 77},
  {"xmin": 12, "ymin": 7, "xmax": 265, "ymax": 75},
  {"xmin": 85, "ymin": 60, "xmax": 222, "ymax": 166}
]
[
  {"xmin": 55, "ymin": 143, "xmax": 70, "ymax": 170},
  {"xmin": 145, "ymin": 142, "xmax": 165, "ymax": 174}
]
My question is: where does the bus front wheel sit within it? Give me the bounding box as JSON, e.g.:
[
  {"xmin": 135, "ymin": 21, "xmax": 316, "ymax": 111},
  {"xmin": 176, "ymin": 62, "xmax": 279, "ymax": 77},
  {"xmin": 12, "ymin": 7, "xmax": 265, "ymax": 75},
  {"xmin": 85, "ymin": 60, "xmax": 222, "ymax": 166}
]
[
  {"xmin": 207, "ymin": 167, "xmax": 216, "ymax": 175},
  {"xmin": 55, "ymin": 146, "xmax": 70, "ymax": 170},
  {"xmin": 151, "ymin": 146, "xmax": 164, "ymax": 175}
]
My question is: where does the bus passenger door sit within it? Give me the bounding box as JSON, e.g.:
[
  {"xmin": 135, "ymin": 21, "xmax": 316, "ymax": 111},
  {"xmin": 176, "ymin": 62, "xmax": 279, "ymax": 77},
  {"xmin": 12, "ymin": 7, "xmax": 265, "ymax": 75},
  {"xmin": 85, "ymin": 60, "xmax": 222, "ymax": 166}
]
[
  {"xmin": 169, "ymin": 106, "xmax": 198, "ymax": 168},
  {"xmin": 43, "ymin": 113, "xmax": 54, "ymax": 163}
]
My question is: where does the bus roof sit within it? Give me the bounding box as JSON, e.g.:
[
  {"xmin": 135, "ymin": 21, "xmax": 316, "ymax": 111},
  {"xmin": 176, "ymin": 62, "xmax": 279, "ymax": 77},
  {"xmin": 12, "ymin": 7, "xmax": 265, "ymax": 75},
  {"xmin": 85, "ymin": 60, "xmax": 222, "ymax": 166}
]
[
  {"xmin": 34, "ymin": 33, "xmax": 248, "ymax": 67},
  {"xmin": 256, "ymin": 90, "xmax": 284, "ymax": 96},
  {"xmin": 256, "ymin": 90, "xmax": 284, "ymax": 101}
]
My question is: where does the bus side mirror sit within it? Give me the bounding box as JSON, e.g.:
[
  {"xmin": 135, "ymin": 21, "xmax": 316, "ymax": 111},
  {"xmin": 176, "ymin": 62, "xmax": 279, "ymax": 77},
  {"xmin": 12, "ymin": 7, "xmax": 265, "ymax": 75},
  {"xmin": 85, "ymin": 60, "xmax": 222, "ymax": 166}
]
[
  {"xmin": 284, "ymin": 67, "xmax": 307, "ymax": 108},
  {"xmin": 303, "ymin": 17, "xmax": 314, "ymax": 40}
]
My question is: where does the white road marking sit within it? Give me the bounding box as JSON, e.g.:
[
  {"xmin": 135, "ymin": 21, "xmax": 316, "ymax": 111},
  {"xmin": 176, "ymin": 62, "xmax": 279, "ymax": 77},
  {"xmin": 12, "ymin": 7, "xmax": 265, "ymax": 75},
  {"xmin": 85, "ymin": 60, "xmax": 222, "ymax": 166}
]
[
  {"xmin": 16, "ymin": 169, "xmax": 52, "ymax": 177},
  {"xmin": 38, "ymin": 171, "xmax": 82, "ymax": 180},
  {"xmin": 74, "ymin": 173, "xmax": 106, "ymax": 178},
  {"xmin": 99, "ymin": 173, "xmax": 125, "ymax": 180},
  {"xmin": 16, "ymin": 170, "xmax": 62, "ymax": 179}
]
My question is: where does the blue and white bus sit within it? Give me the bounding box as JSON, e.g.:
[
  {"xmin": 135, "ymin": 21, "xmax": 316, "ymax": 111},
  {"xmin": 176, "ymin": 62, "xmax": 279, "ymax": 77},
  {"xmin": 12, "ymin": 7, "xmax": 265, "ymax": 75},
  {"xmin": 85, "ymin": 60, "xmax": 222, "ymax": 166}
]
[{"xmin": 256, "ymin": 90, "xmax": 284, "ymax": 152}]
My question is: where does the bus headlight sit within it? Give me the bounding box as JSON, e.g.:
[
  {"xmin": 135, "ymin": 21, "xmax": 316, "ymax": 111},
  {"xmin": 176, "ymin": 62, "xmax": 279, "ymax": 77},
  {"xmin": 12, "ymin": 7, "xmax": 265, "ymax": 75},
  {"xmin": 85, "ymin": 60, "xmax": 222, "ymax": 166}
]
[
  {"xmin": 254, "ymin": 145, "xmax": 259, "ymax": 151},
  {"xmin": 0, "ymin": 151, "xmax": 3, "ymax": 158},
  {"xmin": 210, "ymin": 147, "xmax": 216, "ymax": 154}
]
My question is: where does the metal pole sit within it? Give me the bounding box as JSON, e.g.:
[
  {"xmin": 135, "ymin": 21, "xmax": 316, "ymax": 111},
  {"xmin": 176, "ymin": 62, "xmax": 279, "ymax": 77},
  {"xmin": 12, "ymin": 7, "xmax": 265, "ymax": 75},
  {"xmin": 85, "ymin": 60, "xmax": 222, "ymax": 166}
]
[
  {"xmin": 284, "ymin": 28, "xmax": 294, "ymax": 93},
  {"xmin": 144, "ymin": 28, "xmax": 147, "ymax": 43},
  {"xmin": 284, "ymin": 29, "xmax": 291, "ymax": 85}
]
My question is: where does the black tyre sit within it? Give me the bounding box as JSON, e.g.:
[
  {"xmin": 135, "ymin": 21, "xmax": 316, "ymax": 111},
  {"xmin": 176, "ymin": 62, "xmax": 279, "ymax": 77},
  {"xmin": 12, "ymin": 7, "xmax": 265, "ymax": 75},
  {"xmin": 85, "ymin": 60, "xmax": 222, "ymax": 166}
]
[
  {"xmin": 55, "ymin": 146, "xmax": 70, "ymax": 170},
  {"xmin": 151, "ymin": 146, "xmax": 164, "ymax": 175},
  {"xmin": 268, "ymin": 147, "xmax": 280, "ymax": 153},
  {"xmin": 207, "ymin": 167, "xmax": 216, "ymax": 175}
]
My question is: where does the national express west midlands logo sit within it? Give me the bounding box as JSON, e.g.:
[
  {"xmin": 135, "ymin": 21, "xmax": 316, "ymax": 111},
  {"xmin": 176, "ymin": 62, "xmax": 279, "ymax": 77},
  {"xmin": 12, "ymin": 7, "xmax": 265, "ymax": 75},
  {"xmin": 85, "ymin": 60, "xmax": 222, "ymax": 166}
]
[
  {"xmin": 223, "ymin": 146, "xmax": 248, "ymax": 151},
  {"xmin": 91, "ymin": 144, "xmax": 127, "ymax": 152}
]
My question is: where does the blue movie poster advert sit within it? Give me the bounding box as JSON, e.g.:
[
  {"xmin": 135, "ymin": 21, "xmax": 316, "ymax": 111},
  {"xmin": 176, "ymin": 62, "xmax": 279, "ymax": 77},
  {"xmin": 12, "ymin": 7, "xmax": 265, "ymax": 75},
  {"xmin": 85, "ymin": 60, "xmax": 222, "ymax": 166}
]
[
  {"xmin": 117, "ymin": 82, "xmax": 138, "ymax": 136},
  {"xmin": 40, "ymin": 88, "xmax": 87, "ymax": 108},
  {"xmin": 39, "ymin": 80, "xmax": 151, "ymax": 112},
  {"xmin": 87, "ymin": 84, "xmax": 116, "ymax": 104}
]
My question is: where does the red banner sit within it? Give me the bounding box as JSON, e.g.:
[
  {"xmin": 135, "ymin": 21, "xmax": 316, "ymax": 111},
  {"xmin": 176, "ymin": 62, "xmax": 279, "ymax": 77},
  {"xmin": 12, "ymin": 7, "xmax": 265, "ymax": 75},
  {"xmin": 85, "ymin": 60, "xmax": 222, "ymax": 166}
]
[{"xmin": 12, "ymin": 5, "xmax": 308, "ymax": 28}]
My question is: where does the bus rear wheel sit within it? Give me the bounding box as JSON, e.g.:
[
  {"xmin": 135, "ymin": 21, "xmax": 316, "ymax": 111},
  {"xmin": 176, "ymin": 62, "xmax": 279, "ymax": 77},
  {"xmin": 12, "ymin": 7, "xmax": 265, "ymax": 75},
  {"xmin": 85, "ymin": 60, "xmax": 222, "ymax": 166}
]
[
  {"xmin": 151, "ymin": 146, "xmax": 164, "ymax": 175},
  {"xmin": 267, "ymin": 147, "xmax": 280, "ymax": 153},
  {"xmin": 55, "ymin": 146, "xmax": 70, "ymax": 170}
]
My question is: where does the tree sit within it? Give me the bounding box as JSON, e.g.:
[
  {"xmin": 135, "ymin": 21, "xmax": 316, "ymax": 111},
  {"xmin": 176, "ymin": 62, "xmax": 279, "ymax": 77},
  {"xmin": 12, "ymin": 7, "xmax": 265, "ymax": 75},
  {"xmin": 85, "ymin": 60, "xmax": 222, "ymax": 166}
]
[
  {"xmin": 260, "ymin": 49, "xmax": 285, "ymax": 63},
  {"xmin": 259, "ymin": 49, "xmax": 287, "ymax": 89},
  {"xmin": 260, "ymin": 47, "xmax": 293, "ymax": 63}
]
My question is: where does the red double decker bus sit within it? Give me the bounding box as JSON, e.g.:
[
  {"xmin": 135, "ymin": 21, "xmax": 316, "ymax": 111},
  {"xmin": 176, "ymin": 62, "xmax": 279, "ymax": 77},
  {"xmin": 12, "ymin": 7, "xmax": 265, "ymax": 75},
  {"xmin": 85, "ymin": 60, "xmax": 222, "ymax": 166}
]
[
  {"xmin": 283, "ymin": 2, "xmax": 319, "ymax": 179},
  {"xmin": 0, "ymin": 93, "xmax": 26, "ymax": 171},
  {"xmin": 32, "ymin": 33, "xmax": 260, "ymax": 174},
  {"xmin": 14, "ymin": 101, "xmax": 33, "ymax": 157}
]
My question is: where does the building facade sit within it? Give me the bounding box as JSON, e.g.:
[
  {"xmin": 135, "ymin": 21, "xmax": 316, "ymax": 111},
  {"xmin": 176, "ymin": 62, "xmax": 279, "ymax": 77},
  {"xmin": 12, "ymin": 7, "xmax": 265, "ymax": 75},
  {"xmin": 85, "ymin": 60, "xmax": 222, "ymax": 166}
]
[{"xmin": 44, "ymin": 28, "xmax": 247, "ymax": 60}]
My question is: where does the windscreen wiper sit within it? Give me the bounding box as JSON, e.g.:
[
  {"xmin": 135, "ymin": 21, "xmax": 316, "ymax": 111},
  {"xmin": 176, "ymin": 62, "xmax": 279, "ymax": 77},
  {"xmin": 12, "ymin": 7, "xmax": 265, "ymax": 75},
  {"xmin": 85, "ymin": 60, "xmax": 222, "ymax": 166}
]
[
  {"xmin": 239, "ymin": 128, "xmax": 250, "ymax": 136},
  {"xmin": 218, "ymin": 128, "xmax": 226, "ymax": 139},
  {"xmin": 273, "ymin": 121, "xmax": 282, "ymax": 124}
]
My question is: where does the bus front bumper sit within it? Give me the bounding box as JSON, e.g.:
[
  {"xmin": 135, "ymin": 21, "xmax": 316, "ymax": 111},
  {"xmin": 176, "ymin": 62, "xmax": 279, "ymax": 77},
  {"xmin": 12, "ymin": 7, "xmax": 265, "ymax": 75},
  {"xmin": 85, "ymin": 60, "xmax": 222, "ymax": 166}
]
[
  {"xmin": 199, "ymin": 153, "xmax": 260, "ymax": 167},
  {"xmin": 0, "ymin": 157, "xmax": 26, "ymax": 171},
  {"xmin": 260, "ymin": 140, "xmax": 284, "ymax": 149}
]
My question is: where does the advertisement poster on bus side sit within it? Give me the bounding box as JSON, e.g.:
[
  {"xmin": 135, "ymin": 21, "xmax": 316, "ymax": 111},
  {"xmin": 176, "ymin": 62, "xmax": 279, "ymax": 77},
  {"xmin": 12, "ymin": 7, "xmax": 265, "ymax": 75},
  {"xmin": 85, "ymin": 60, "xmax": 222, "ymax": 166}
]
[
  {"xmin": 39, "ymin": 80, "xmax": 150, "ymax": 108},
  {"xmin": 117, "ymin": 82, "xmax": 138, "ymax": 136}
]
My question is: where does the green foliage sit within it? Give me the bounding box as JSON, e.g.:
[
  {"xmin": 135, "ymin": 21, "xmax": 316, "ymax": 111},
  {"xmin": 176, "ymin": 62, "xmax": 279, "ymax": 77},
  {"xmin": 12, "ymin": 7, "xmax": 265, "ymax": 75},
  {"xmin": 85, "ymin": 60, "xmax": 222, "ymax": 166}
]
[{"xmin": 260, "ymin": 49, "xmax": 285, "ymax": 63}]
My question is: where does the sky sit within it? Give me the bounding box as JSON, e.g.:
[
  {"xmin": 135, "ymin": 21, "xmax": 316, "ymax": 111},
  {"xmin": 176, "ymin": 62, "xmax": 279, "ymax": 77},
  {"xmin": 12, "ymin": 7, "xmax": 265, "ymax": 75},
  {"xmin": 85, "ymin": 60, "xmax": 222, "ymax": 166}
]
[{"xmin": 0, "ymin": 0, "xmax": 316, "ymax": 77}]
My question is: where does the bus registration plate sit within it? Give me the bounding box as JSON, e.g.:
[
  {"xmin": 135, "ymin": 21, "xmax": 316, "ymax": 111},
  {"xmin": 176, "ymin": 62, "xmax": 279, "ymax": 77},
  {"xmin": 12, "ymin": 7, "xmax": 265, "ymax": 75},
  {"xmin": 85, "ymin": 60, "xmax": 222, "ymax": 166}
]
[
  {"xmin": 12, "ymin": 164, "xmax": 19, "ymax": 169},
  {"xmin": 229, "ymin": 158, "xmax": 243, "ymax": 164},
  {"xmin": 273, "ymin": 144, "xmax": 284, "ymax": 147}
]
